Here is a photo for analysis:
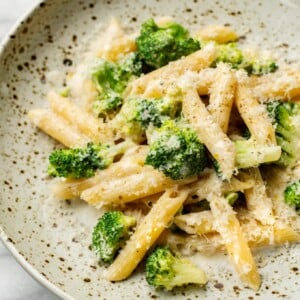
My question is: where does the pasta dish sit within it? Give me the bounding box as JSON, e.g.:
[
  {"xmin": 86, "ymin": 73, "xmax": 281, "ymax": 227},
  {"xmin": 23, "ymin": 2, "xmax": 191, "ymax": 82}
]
[{"xmin": 28, "ymin": 17, "xmax": 300, "ymax": 292}]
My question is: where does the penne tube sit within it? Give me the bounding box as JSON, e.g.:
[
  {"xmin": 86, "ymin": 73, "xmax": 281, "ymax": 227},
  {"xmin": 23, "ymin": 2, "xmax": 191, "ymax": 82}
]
[
  {"xmin": 235, "ymin": 82, "xmax": 276, "ymax": 145},
  {"xmin": 141, "ymin": 68, "xmax": 217, "ymax": 99},
  {"xmin": 208, "ymin": 63, "xmax": 236, "ymax": 132},
  {"xmin": 166, "ymin": 219, "xmax": 300, "ymax": 256},
  {"xmin": 28, "ymin": 109, "xmax": 89, "ymax": 148},
  {"xmin": 66, "ymin": 71, "xmax": 99, "ymax": 114},
  {"xmin": 90, "ymin": 18, "xmax": 125, "ymax": 58},
  {"xmin": 195, "ymin": 68, "xmax": 216, "ymax": 95},
  {"xmin": 239, "ymin": 211, "xmax": 300, "ymax": 248},
  {"xmin": 254, "ymin": 68, "xmax": 300, "ymax": 101},
  {"xmin": 174, "ymin": 210, "xmax": 214, "ymax": 235},
  {"xmin": 260, "ymin": 165, "xmax": 300, "ymax": 233},
  {"xmin": 240, "ymin": 168, "xmax": 274, "ymax": 225},
  {"xmin": 97, "ymin": 34, "xmax": 137, "ymax": 61},
  {"xmin": 195, "ymin": 25, "xmax": 238, "ymax": 43},
  {"xmin": 81, "ymin": 166, "xmax": 196, "ymax": 207},
  {"xmin": 130, "ymin": 44, "xmax": 217, "ymax": 96},
  {"xmin": 186, "ymin": 169, "xmax": 254, "ymax": 203},
  {"xmin": 105, "ymin": 187, "xmax": 189, "ymax": 281},
  {"xmin": 182, "ymin": 89, "xmax": 236, "ymax": 180},
  {"xmin": 51, "ymin": 146, "xmax": 148, "ymax": 200},
  {"xmin": 174, "ymin": 207, "xmax": 300, "ymax": 247},
  {"xmin": 47, "ymin": 92, "xmax": 110, "ymax": 143},
  {"xmin": 208, "ymin": 192, "xmax": 261, "ymax": 291}
]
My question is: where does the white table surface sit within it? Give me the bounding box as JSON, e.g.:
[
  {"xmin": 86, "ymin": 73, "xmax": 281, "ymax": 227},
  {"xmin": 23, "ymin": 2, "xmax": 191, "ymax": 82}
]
[{"xmin": 0, "ymin": 1, "xmax": 60, "ymax": 299}]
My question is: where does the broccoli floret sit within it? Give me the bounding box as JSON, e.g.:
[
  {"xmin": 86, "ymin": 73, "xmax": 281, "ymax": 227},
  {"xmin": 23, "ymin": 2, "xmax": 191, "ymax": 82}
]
[
  {"xmin": 131, "ymin": 96, "xmax": 181, "ymax": 129},
  {"xmin": 48, "ymin": 143, "xmax": 111, "ymax": 179},
  {"xmin": 266, "ymin": 100, "xmax": 300, "ymax": 166},
  {"xmin": 242, "ymin": 59, "xmax": 278, "ymax": 75},
  {"xmin": 48, "ymin": 141, "xmax": 131, "ymax": 179},
  {"xmin": 214, "ymin": 43, "xmax": 244, "ymax": 69},
  {"xmin": 145, "ymin": 246, "xmax": 207, "ymax": 290},
  {"xmin": 133, "ymin": 97, "xmax": 181, "ymax": 129},
  {"xmin": 114, "ymin": 96, "xmax": 182, "ymax": 142},
  {"xmin": 136, "ymin": 19, "xmax": 200, "ymax": 70},
  {"xmin": 210, "ymin": 137, "xmax": 281, "ymax": 173},
  {"xmin": 213, "ymin": 43, "xmax": 278, "ymax": 75},
  {"xmin": 234, "ymin": 138, "xmax": 282, "ymax": 169},
  {"xmin": 91, "ymin": 53, "xmax": 142, "ymax": 115},
  {"xmin": 284, "ymin": 181, "xmax": 300, "ymax": 211},
  {"xmin": 145, "ymin": 119, "xmax": 207, "ymax": 180},
  {"xmin": 92, "ymin": 211, "xmax": 136, "ymax": 263}
]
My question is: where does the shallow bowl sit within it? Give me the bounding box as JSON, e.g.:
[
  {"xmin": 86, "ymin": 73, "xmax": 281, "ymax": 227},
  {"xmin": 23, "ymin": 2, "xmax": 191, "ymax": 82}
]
[{"xmin": 0, "ymin": 0, "xmax": 299, "ymax": 299}]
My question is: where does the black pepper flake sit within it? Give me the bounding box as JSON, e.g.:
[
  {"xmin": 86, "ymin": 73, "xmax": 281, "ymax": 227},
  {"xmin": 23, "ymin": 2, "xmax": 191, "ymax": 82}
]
[
  {"xmin": 214, "ymin": 283, "xmax": 224, "ymax": 289},
  {"xmin": 63, "ymin": 58, "xmax": 73, "ymax": 66}
]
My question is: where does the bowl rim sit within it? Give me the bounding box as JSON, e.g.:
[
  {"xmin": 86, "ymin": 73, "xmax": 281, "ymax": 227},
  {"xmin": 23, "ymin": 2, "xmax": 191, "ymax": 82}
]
[{"xmin": 0, "ymin": 1, "xmax": 73, "ymax": 298}]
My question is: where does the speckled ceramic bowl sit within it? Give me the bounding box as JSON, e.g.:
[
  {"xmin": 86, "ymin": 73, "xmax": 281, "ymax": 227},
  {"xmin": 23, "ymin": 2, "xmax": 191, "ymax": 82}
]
[{"xmin": 0, "ymin": 0, "xmax": 300, "ymax": 299}]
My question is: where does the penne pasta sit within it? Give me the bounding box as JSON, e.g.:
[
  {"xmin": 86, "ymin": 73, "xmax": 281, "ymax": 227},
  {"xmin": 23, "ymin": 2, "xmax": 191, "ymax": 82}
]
[
  {"xmin": 195, "ymin": 25, "xmax": 238, "ymax": 44},
  {"xmin": 81, "ymin": 166, "xmax": 196, "ymax": 207},
  {"xmin": 52, "ymin": 146, "xmax": 148, "ymax": 200},
  {"xmin": 129, "ymin": 44, "xmax": 217, "ymax": 96},
  {"xmin": 174, "ymin": 210, "xmax": 214, "ymax": 235},
  {"xmin": 173, "ymin": 209, "xmax": 300, "ymax": 247},
  {"xmin": 97, "ymin": 34, "xmax": 137, "ymax": 61},
  {"xmin": 235, "ymin": 81, "xmax": 276, "ymax": 145},
  {"xmin": 182, "ymin": 88, "xmax": 236, "ymax": 180},
  {"xmin": 106, "ymin": 187, "xmax": 189, "ymax": 281},
  {"xmin": 186, "ymin": 169, "xmax": 255, "ymax": 203},
  {"xmin": 28, "ymin": 109, "xmax": 89, "ymax": 148},
  {"xmin": 254, "ymin": 68, "xmax": 300, "ymax": 101},
  {"xmin": 90, "ymin": 18, "xmax": 125, "ymax": 58},
  {"xmin": 208, "ymin": 192, "xmax": 261, "ymax": 291},
  {"xmin": 208, "ymin": 63, "xmax": 236, "ymax": 132},
  {"xmin": 240, "ymin": 168, "xmax": 274, "ymax": 225},
  {"xmin": 166, "ymin": 220, "xmax": 300, "ymax": 255},
  {"xmin": 47, "ymin": 91, "xmax": 110, "ymax": 143}
]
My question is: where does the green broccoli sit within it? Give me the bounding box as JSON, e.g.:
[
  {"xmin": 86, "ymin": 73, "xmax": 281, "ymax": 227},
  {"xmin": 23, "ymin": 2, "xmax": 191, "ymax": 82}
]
[
  {"xmin": 225, "ymin": 192, "xmax": 239, "ymax": 206},
  {"xmin": 136, "ymin": 18, "xmax": 200, "ymax": 70},
  {"xmin": 242, "ymin": 59, "xmax": 278, "ymax": 76},
  {"xmin": 213, "ymin": 42, "xmax": 278, "ymax": 75},
  {"xmin": 234, "ymin": 138, "xmax": 282, "ymax": 169},
  {"xmin": 48, "ymin": 141, "xmax": 131, "ymax": 179},
  {"xmin": 92, "ymin": 211, "xmax": 136, "ymax": 263},
  {"xmin": 113, "ymin": 96, "xmax": 182, "ymax": 143},
  {"xmin": 214, "ymin": 43, "xmax": 244, "ymax": 69},
  {"xmin": 132, "ymin": 97, "xmax": 181, "ymax": 129},
  {"xmin": 145, "ymin": 119, "xmax": 207, "ymax": 180},
  {"xmin": 145, "ymin": 246, "xmax": 207, "ymax": 290},
  {"xmin": 91, "ymin": 53, "xmax": 142, "ymax": 116},
  {"xmin": 266, "ymin": 100, "xmax": 300, "ymax": 166},
  {"xmin": 284, "ymin": 180, "xmax": 300, "ymax": 211},
  {"xmin": 210, "ymin": 137, "xmax": 281, "ymax": 173}
]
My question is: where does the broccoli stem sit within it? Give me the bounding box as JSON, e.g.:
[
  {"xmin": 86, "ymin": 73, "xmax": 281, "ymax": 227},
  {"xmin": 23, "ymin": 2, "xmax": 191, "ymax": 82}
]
[
  {"xmin": 284, "ymin": 180, "xmax": 300, "ymax": 210},
  {"xmin": 168, "ymin": 259, "xmax": 207, "ymax": 289},
  {"xmin": 225, "ymin": 192, "xmax": 239, "ymax": 206},
  {"xmin": 235, "ymin": 139, "xmax": 281, "ymax": 169}
]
